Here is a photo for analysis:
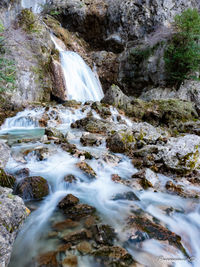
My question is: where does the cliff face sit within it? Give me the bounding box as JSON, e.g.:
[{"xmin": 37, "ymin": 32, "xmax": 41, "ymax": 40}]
[
  {"xmin": 50, "ymin": 0, "xmax": 199, "ymax": 50},
  {"xmin": 0, "ymin": 0, "xmax": 199, "ymax": 104}
]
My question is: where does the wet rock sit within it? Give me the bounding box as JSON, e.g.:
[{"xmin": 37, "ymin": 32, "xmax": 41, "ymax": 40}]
[
  {"xmin": 76, "ymin": 161, "xmax": 96, "ymax": 178},
  {"xmin": 45, "ymin": 127, "xmax": 66, "ymax": 142},
  {"xmin": 106, "ymin": 129, "xmax": 136, "ymax": 154},
  {"xmin": 102, "ymin": 153, "xmax": 121, "ymax": 166},
  {"xmin": 76, "ymin": 241, "xmax": 92, "ymax": 254},
  {"xmin": 53, "ymin": 219, "xmax": 79, "ymax": 231},
  {"xmin": 101, "ymin": 85, "xmax": 131, "ymax": 110},
  {"xmin": 0, "ymin": 140, "xmax": 11, "ymax": 168},
  {"xmin": 37, "ymin": 251, "xmax": 59, "ymax": 267},
  {"xmin": 61, "ymin": 143, "xmax": 77, "ymax": 154},
  {"xmin": 62, "ymin": 255, "xmax": 78, "ymax": 267},
  {"xmin": 132, "ymin": 168, "xmax": 158, "ymax": 189},
  {"xmin": 0, "ymin": 187, "xmax": 28, "ymax": 267},
  {"xmin": 16, "ymin": 176, "xmax": 49, "ymax": 200},
  {"xmin": 64, "ymin": 174, "xmax": 77, "ymax": 184},
  {"xmin": 93, "ymin": 245, "xmax": 135, "ymax": 267},
  {"xmin": 92, "ymin": 224, "xmax": 116, "ymax": 246},
  {"xmin": 113, "ymin": 191, "xmax": 139, "ymax": 201},
  {"xmin": 165, "ymin": 181, "xmax": 183, "ymax": 195},
  {"xmin": 0, "ymin": 168, "xmax": 16, "ymax": 188},
  {"xmin": 71, "ymin": 117, "xmax": 114, "ymax": 135},
  {"xmin": 15, "ymin": 168, "xmax": 30, "ymax": 178},
  {"xmin": 51, "ymin": 58, "xmax": 68, "ymax": 102},
  {"xmin": 62, "ymin": 204, "xmax": 96, "ymax": 220},
  {"xmin": 128, "ymin": 215, "xmax": 183, "ymax": 249},
  {"xmin": 62, "ymin": 229, "xmax": 92, "ymax": 244},
  {"xmin": 58, "ymin": 194, "xmax": 79, "ymax": 209},
  {"xmin": 80, "ymin": 132, "xmax": 103, "ymax": 146}
]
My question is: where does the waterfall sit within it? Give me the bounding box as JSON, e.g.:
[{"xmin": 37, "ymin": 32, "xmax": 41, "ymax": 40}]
[
  {"xmin": 51, "ymin": 35, "xmax": 104, "ymax": 102},
  {"xmin": 21, "ymin": 0, "xmax": 47, "ymax": 13}
]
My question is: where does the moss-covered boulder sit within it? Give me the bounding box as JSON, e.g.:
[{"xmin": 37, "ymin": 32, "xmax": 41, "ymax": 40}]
[
  {"xmin": 0, "ymin": 168, "xmax": 16, "ymax": 188},
  {"xmin": 16, "ymin": 176, "xmax": 49, "ymax": 200},
  {"xmin": 106, "ymin": 130, "xmax": 136, "ymax": 154}
]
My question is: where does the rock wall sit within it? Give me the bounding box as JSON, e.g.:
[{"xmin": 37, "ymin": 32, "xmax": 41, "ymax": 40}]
[{"xmin": 50, "ymin": 0, "xmax": 199, "ymax": 51}]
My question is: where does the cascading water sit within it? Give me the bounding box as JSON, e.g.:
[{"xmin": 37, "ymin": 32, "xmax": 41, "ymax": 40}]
[
  {"xmin": 1, "ymin": 103, "xmax": 199, "ymax": 267},
  {"xmin": 21, "ymin": 0, "xmax": 47, "ymax": 13},
  {"xmin": 51, "ymin": 35, "xmax": 104, "ymax": 102}
]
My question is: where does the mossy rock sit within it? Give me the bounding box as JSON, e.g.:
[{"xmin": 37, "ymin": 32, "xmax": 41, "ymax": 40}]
[
  {"xmin": 125, "ymin": 98, "xmax": 198, "ymax": 127},
  {"xmin": 0, "ymin": 168, "xmax": 16, "ymax": 188},
  {"xmin": 106, "ymin": 130, "xmax": 136, "ymax": 154},
  {"xmin": 16, "ymin": 176, "xmax": 49, "ymax": 200}
]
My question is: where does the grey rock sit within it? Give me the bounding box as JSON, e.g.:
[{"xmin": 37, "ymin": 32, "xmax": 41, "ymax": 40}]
[
  {"xmin": 0, "ymin": 141, "xmax": 11, "ymax": 168},
  {"xmin": 101, "ymin": 84, "xmax": 131, "ymax": 110},
  {"xmin": 0, "ymin": 187, "xmax": 28, "ymax": 267},
  {"xmin": 160, "ymin": 134, "xmax": 200, "ymax": 173}
]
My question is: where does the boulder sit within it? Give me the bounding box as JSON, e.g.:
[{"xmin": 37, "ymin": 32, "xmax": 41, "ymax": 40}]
[
  {"xmin": 160, "ymin": 134, "xmax": 200, "ymax": 174},
  {"xmin": 71, "ymin": 117, "xmax": 115, "ymax": 135},
  {"xmin": 101, "ymin": 85, "xmax": 131, "ymax": 110},
  {"xmin": 16, "ymin": 176, "xmax": 49, "ymax": 200},
  {"xmin": 0, "ymin": 187, "xmax": 28, "ymax": 267},
  {"xmin": 106, "ymin": 129, "xmax": 136, "ymax": 154},
  {"xmin": 80, "ymin": 132, "xmax": 103, "ymax": 146}
]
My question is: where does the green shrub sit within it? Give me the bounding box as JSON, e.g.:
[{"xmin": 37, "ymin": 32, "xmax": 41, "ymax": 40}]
[{"xmin": 164, "ymin": 8, "xmax": 200, "ymax": 87}]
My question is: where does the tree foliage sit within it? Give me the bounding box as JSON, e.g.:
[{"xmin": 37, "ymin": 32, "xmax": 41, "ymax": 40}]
[{"xmin": 164, "ymin": 8, "xmax": 200, "ymax": 87}]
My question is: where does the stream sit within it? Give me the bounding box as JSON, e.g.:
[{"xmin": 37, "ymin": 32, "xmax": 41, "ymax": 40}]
[{"xmin": 1, "ymin": 1, "xmax": 200, "ymax": 267}]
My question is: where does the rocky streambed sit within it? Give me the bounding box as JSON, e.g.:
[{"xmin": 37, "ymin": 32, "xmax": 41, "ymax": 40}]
[{"xmin": 0, "ymin": 91, "xmax": 200, "ymax": 267}]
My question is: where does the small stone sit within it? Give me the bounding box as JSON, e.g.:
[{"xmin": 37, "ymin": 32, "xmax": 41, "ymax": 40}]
[
  {"xmin": 62, "ymin": 229, "xmax": 92, "ymax": 244},
  {"xmin": 58, "ymin": 194, "xmax": 79, "ymax": 209},
  {"xmin": 76, "ymin": 241, "xmax": 92, "ymax": 254},
  {"xmin": 62, "ymin": 255, "xmax": 78, "ymax": 267},
  {"xmin": 76, "ymin": 161, "xmax": 96, "ymax": 178},
  {"xmin": 84, "ymin": 216, "xmax": 96, "ymax": 229},
  {"xmin": 64, "ymin": 175, "xmax": 77, "ymax": 183},
  {"xmin": 53, "ymin": 219, "xmax": 79, "ymax": 231}
]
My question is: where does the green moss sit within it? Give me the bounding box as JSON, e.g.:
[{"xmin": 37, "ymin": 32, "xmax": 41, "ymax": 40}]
[
  {"xmin": 18, "ymin": 9, "xmax": 42, "ymax": 33},
  {"xmin": 0, "ymin": 168, "xmax": 16, "ymax": 188}
]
